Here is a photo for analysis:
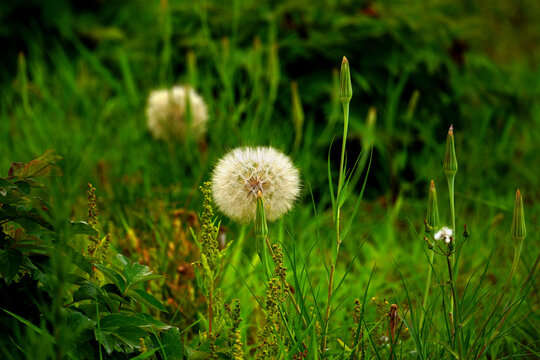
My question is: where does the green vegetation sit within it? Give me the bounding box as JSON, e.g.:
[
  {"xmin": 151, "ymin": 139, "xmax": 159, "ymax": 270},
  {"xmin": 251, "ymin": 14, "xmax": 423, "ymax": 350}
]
[{"xmin": 1, "ymin": 1, "xmax": 539, "ymax": 359}]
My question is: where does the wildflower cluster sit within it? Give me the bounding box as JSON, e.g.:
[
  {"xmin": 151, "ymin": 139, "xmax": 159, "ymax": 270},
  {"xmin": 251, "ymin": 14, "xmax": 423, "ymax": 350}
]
[
  {"xmin": 351, "ymin": 299, "xmax": 365, "ymax": 360},
  {"xmin": 86, "ymin": 183, "xmax": 111, "ymax": 261},
  {"xmin": 199, "ymin": 182, "xmax": 219, "ymax": 273},
  {"xmin": 87, "ymin": 183, "xmax": 99, "ymax": 254},
  {"xmin": 255, "ymin": 243, "xmax": 288, "ymax": 359},
  {"xmin": 225, "ymin": 300, "xmax": 243, "ymax": 359}
]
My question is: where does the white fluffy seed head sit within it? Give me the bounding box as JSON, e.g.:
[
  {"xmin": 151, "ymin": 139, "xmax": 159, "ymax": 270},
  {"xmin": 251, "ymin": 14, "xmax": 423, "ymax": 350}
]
[
  {"xmin": 211, "ymin": 147, "xmax": 301, "ymax": 223},
  {"xmin": 146, "ymin": 85, "xmax": 208, "ymax": 141},
  {"xmin": 434, "ymin": 226, "xmax": 453, "ymax": 243}
]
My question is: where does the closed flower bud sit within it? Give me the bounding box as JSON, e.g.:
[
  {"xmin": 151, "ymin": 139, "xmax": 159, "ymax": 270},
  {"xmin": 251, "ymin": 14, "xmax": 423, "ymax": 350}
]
[
  {"xmin": 443, "ymin": 125, "xmax": 458, "ymax": 176},
  {"xmin": 425, "ymin": 180, "xmax": 440, "ymax": 232},
  {"xmin": 511, "ymin": 189, "xmax": 526, "ymax": 241},
  {"xmin": 339, "ymin": 56, "xmax": 353, "ymax": 103}
]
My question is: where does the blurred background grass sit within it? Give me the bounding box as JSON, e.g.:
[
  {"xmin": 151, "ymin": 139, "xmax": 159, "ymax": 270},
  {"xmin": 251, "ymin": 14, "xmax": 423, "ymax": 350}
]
[{"xmin": 1, "ymin": 0, "xmax": 539, "ymax": 355}]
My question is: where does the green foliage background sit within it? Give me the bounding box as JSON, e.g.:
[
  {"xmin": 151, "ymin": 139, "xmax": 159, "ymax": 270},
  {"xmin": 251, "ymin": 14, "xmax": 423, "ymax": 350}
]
[{"xmin": 0, "ymin": 0, "xmax": 539, "ymax": 358}]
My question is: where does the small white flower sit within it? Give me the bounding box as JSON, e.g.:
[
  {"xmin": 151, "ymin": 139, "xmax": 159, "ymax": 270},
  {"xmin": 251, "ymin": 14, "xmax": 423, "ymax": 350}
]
[
  {"xmin": 211, "ymin": 147, "xmax": 300, "ymax": 223},
  {"xmin": 434, "ymin": 226, "xmax": 453, "ymax": 243},
  {"xmin": 146, "ymin": 85, "xmax": 208, "ymax": 141}
]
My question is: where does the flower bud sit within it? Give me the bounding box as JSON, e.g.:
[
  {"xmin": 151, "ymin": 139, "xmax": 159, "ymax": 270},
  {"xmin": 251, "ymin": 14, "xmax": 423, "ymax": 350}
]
[
  {"xmin": 425, "ymin": 180, "xmax": 440, "ymax": 232},
  {"xmin": 463, "ymin": 224, "xmax": 470, "ymax": 238},
  {"xmin": 339, "ymin": 56, "xmax": 353, "ymax": 103},
  {"xmin": 511, "ymin": 189, "xmax": 526, "ymax": 241},
  {"xmin": 443, "ymin": 125, "xmax": 458, "ymax": 176}
]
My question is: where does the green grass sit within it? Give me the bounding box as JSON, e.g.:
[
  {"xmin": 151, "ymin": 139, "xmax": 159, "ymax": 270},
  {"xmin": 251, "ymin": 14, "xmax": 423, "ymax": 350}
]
[{"xmin": 1, "ymin": 0, "xmax": 539, "ymax": 359}]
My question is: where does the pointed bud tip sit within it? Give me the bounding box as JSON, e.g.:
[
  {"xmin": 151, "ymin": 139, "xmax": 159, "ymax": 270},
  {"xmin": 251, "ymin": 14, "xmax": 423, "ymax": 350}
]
[
  {"xmin": 516, "ymin": 189, "xmax": 521, "ymax": 198},
  {"xmin": 342, "ymin": 56, "xmax": 348, "ymax": 64},
  {"xmin": 430, "ymin": 180, "xmax": 435, "ymax": 188},
  {"xmin": 257, "ymin": 190, "xmax": 263, "ymax": 199},
  {"xmin": 449, "ymin": 124, "xmax": 453, "ymax": 133}
]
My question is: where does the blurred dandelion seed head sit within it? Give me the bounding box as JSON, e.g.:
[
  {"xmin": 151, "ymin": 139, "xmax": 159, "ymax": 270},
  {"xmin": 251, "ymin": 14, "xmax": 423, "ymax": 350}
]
[
  {"xmin": 211, "ymin": 146, "xmax": 300, "ymax": 223},
  {"xmin": 146, "ymin": 85, "xmax": 208, "ymax": 141},
  {"xmin": 434, "ymin": 226, "xmax": 453, "ymax": 243}
]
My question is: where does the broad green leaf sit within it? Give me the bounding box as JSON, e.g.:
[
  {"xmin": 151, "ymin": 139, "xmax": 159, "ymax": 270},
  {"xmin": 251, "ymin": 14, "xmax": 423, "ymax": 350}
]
[
  {"xmin": 14, "ymin": 181, "xmax": 31, "ymax": 195},
  {"xmin": 94, "ymin": 264, "xmax": 127, "ymax": 293},
  {"xmin": 73, "ymin": 284, "xmax": 97, "ymax": 302},
  {"xmin": 99, "ymin": 314, "xmax": 150, "ymax": 330},
  {"xmin": 96, "ymin": 330, "xmax": 117, "ymax": 355},
  {"xmin": 0, "ymin": 178, "xmax": 13, "ymax": 187},
  {"xmin": 130, "ymin": 348, "xmax": 160, "ymax": 359},
  {"xmin": 129, "ymin": 289, "xmax": 167, "ymax": 312},
  {"xmin": 160, "ymin": 327, "xmax": 183, "ymax": 360},
  {"xmin": 65, "ymin": 273, "xmax": 90, "ymax": 285},
  {"xmin": 183, "ymin": 345, "xmax": 210, "ymax": 360},
  {"xmin": 113, "ymin": 325, "xmax": 148, "ymax": 348},
  {"xmin": 69, "ymin": 221, "xmax": 98, "ymax": 236},
  {"xmin": 135, "ymin": 313, "xmax": 171, "ymax": 330},
  {"xmin": 67, "ymin": 312, "xmax": 94, "ymax": 336},
  {"xmin": 0, "ymin": 248, "xmax": 23, "ymax": 284},
  {"xmin": 62, "ymin": 245, "xmax": 93, "ymax": 274},
  {"xmin": 14, "ymin": 149, "xmax": 62, "ymax": 179}
]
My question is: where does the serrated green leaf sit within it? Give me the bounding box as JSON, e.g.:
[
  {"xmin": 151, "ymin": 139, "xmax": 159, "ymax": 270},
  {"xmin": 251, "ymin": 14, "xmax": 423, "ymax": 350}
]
[
  {"xmin": 0, "ymin": 248, "xmax": 23, "ymax": 284},
  {"xmin": 129, "ymin": 289, "xmax": 167, "ymax": 312},
  {"xmin": 124, "ymin": 262, "xmax": 153, "ymax": 285},
  {"xmin": 117, "ymin": 253, "xmax": 130, "ymax": 268}
]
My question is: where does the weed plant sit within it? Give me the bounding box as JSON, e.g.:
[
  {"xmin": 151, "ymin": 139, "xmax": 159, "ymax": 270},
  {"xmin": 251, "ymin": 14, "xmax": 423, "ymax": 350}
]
[{"xmin": 1, "ymin": 1, "xmax": 539, "ymax": 359}]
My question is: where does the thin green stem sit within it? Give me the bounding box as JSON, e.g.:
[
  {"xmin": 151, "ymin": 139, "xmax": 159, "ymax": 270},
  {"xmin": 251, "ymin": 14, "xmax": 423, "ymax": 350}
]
[
  {"xmin": 446, "ymin": 175, "xmax": 455, "ymax": 316},
  {"xmin": 322, "ymin": 101, "xmax": 349, "ymax": 352},
  {"xmin": 420, "ymin": 250, "xmax": 435, "ymax": 329},
  {"xmin": 446, "ymin": 255, "xmax": 462, "ymax": 355}
]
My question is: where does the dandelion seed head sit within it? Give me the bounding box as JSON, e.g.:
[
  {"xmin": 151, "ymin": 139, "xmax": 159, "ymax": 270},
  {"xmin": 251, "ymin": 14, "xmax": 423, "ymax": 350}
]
[
  {"xmin": 146, "ymin": 85, "xmax": 208, "ymax": 141},
  {"xmin": 211, "ymin": 147, "xmax": 300, "ymax": 223},
  {"xmin": 434, "ymin": 226, "xmax": 453, "ymax": 243}
]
